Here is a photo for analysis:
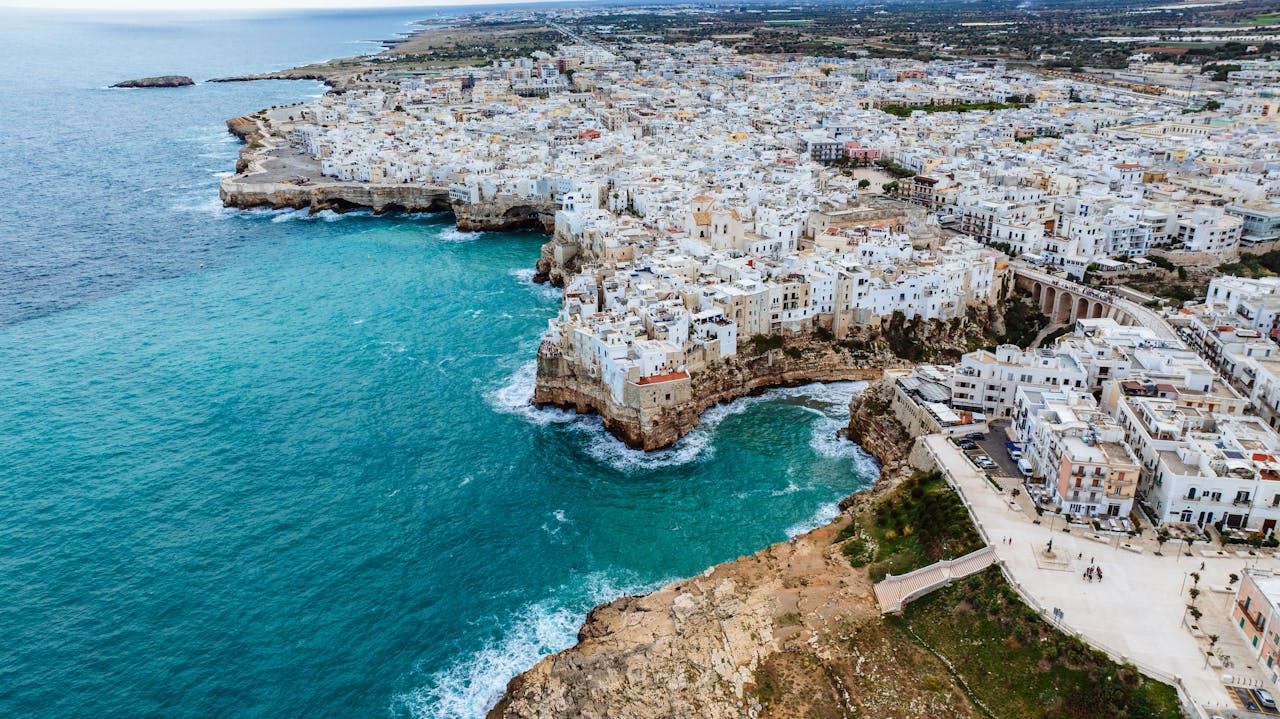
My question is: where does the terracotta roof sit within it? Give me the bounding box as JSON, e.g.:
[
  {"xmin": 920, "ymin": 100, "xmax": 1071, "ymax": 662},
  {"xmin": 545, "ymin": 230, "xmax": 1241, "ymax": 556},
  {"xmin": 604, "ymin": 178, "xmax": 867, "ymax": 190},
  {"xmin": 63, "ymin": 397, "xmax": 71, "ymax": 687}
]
[{"xmin": 636, "ymin": 371, "xmax": 689, "ymax": 385}]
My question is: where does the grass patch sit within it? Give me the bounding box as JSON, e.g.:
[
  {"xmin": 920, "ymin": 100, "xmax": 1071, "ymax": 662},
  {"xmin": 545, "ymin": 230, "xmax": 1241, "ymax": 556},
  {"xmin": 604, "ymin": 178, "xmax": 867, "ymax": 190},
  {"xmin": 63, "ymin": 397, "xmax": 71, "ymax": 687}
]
[
  {"xmin": 838, "ymin": 470, "xmax": 983, "ymax": 581},
  {"xmin": 892, "ymin": 568, "xmax": 1183, "ymax": 719}
]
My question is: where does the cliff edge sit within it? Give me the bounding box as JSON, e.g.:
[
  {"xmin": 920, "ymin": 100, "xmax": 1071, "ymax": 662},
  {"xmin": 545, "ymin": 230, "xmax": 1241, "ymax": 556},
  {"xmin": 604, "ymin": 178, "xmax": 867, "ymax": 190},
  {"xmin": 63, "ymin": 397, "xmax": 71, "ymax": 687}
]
[{"xmin": 488, "ymin": 390, "xmax": 974, "ymax": 719}]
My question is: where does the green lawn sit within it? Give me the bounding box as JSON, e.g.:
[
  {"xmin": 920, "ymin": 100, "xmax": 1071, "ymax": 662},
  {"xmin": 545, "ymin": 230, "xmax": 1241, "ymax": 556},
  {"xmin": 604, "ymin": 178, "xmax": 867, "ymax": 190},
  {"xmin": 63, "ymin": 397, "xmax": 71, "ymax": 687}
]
[
  {"xmin": 893, "ymin": 568, "xmax": 1184, "ymax": 719},
  {"xmin": 835, "ymin": 470, "xmax": 984, "ymax": 581}
]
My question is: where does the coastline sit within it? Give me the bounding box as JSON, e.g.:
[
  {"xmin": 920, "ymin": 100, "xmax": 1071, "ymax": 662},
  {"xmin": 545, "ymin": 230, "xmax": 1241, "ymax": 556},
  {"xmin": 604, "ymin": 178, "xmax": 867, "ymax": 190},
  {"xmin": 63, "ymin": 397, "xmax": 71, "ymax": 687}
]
[{"xmin": 486, "ymin": 381, "xmax": 924, "ymax": 719}]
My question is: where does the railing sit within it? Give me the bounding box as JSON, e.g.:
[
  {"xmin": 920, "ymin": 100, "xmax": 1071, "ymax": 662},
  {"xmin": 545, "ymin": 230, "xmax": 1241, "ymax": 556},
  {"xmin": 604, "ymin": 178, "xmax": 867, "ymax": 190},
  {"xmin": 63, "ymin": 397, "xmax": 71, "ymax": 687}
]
[
  {"xmin": 874, "ymin": 546, "xmax": 997, "ymax": 613},
  {"xmin": 920, "ymin": 435, "xmax": 1210, "ymax": 719}
]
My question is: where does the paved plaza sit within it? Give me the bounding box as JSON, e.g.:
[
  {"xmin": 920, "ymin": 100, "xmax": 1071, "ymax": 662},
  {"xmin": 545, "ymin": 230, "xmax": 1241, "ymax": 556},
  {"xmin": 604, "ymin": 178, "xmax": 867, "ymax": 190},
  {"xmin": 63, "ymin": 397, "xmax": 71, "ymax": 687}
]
[{"xmin": 924, "ymin": 434, "xmax": 1280, "ymax": 717}]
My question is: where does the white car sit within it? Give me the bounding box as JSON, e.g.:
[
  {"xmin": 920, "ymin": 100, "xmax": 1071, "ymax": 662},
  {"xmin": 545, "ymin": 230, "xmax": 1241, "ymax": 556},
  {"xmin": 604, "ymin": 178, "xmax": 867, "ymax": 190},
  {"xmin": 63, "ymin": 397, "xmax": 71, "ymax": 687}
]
[{"xmin": 1259, "ymin": 689, "xmax": 1276, "ymax": 710}]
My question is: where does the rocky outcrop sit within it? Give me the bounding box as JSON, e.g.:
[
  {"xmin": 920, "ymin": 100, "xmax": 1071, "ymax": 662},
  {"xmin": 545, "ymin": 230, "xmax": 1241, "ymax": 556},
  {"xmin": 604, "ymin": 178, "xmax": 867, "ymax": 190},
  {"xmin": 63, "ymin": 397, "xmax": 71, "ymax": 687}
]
[
  {"xmin": 533, "ymin": 235, "xmax": 583, "ymax": 286},
  {"xmin": 841, "ymin": 379, "xmax": 913, "ymax": 510},
  {"xmin": 220, "ymin": 179, "xmax": 452, "ymax": 214},
  {"xmin": 534, "ymin": 334, "xmax": 893, "ymax": 451},
  {"xmin": 112, "ymin": 75, "xmax": 194, "ymax": 88},
  {"xmin": 535, "ymin": 311, "xmax": 993, "ymax": 451},
  {"xmin": 488, "ymin": 413, "xmax": 973, "ymax": 719},
  {"xmin": 845, "ymin": 379, "xmax": 910, "ymax": 468},
  {"xmin": 452, "ymin": 197, "xmax": 557, "ymax": 233}
]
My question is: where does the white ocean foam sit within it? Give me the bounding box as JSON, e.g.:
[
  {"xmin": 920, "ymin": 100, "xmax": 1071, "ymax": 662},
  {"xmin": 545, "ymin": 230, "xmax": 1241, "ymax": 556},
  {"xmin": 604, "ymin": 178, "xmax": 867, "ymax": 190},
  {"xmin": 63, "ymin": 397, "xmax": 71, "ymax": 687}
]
[
  {"xmin": 264, "ymin": 208, "xmax": 371, "ymax": 223},
  {"xmin": 507, "ymin": 268, "xmax": 562, "ymax": 302},
  {"xmin": 771, "ymin": 480, "xmax": 801, "ymax": 497},
  {"xmin": 270, "ymin": 208, "xmax": 310, "ymax": 223},
  {"xmin": 575, "ymin": 419, "xmax": 714, "ymax": 471},
  {"xmin": 786, "ymin": 501, "xmax": 842, "ymax": 538},
  {"xmin": 437, "ymin": 227, "xmax": 484, "ymax": 242},
  {"xmin": 487, "ymin": 361, "xmax": 576, "ymax": 426},
  {"xmin": 173, "ymin": 195, "xmax": 235, "ymax": 218},
  {"xmin": 396, "ymin": 571, "xmax": 669, "ymax": 719}
]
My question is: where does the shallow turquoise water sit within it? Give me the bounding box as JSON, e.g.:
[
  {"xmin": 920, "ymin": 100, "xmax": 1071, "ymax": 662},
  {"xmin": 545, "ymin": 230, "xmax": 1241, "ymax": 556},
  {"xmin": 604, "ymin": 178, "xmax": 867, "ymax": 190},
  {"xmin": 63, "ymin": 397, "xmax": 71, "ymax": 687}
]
[{"xmin": 0, "ymin": 9, "xmax": 877, "ymax": 719}]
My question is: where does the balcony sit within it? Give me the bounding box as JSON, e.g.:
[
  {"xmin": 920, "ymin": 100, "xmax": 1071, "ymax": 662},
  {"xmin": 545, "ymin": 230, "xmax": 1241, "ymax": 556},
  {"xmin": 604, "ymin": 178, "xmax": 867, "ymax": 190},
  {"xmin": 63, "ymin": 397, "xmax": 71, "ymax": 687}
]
[{"xmin": 1239, "ymin": 601, "xmax": 1267, "ymax": 634}]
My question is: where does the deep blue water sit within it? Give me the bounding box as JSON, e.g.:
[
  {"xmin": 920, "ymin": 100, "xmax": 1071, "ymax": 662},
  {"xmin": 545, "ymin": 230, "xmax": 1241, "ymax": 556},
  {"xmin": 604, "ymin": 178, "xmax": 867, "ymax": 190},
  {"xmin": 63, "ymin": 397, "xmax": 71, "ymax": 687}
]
[{"xmin": 0, "ymin": 8, "xmax": 876, "ymax": 719}]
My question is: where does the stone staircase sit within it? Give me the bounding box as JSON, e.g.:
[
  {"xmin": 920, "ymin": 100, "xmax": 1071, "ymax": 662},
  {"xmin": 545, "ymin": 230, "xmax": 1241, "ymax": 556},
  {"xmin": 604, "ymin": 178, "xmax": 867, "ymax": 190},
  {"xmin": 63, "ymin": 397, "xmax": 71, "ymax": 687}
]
[{"xmin": 873, "ymin": 546, "xmax": 997, "ymax": 614}]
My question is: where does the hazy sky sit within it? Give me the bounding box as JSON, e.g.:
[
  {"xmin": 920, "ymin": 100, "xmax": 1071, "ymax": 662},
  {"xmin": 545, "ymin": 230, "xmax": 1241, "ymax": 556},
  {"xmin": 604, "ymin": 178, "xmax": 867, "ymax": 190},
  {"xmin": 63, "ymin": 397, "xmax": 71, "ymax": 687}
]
[{"xmin": 0, "ymin": 0, "xmax": 567, "ymax": 10}]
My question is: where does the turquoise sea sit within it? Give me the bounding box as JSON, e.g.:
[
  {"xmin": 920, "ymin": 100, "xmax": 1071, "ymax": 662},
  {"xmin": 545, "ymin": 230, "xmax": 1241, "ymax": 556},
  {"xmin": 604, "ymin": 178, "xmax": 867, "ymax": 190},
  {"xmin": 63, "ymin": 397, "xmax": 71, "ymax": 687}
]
[{"xmin": 0, "ymin": 7, "xmax": 876, "ymax": 718}]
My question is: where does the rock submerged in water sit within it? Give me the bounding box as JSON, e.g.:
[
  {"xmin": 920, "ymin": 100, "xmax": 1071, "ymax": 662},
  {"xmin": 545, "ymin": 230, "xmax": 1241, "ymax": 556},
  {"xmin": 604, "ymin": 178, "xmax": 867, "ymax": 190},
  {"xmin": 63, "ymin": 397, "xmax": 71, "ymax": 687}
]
[{"xmin": 112, "ymin": 75, "xmax": 194, "ymax": 88}]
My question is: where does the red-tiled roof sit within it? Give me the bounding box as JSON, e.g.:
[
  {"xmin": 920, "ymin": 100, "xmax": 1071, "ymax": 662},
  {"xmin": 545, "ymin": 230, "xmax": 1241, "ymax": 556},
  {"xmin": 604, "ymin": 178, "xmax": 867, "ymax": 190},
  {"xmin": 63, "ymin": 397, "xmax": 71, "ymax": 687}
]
[{"xmin": 637, "ymin": 371, "xmax": 689, "ymax": 385}]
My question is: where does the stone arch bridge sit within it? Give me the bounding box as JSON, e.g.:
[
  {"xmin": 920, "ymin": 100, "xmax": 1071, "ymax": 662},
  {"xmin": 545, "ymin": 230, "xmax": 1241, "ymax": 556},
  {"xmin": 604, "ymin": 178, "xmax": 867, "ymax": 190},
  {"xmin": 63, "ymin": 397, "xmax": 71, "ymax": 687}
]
[{"xmin": 1011, "ymin": 265, "xmax": 1172, "ymax": 338}]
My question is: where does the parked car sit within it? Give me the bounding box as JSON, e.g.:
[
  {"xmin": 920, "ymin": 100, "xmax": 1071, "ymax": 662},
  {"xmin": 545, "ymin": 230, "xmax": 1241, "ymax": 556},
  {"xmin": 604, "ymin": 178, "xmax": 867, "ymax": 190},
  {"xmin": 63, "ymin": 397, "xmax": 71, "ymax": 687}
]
[
  {"xmin": 1008, "ymin": 449, "xmax": 1023, "ymax": 460},
  {"xmin": 963, "ymin": 432, "xmax": 986, "ymax": 441},
  {"xmin": 958, "ymin": 440, "xmax": 977, "ymax": 450},
  {"xmin": 1258, "ymin": 689, "xmax": 1276, "ymax": 710}
]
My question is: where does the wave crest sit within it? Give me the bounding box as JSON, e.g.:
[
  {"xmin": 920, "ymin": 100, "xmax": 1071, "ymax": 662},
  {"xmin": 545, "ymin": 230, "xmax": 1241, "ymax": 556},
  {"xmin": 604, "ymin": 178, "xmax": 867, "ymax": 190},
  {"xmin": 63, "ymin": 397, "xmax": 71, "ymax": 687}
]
[{"xmin": 393, "ymin": 571, "xmax": 670, "ymax": 719}]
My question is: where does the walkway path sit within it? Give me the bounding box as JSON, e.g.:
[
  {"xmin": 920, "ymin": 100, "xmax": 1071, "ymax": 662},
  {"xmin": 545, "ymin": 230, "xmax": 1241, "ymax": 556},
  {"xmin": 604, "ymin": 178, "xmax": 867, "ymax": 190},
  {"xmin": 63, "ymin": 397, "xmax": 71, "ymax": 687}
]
[
  {"xmin": 873, "ymin": 546, "xmax": 997, "ymax": 613},
  {"xmin": 1010, "ymin": 263, "xmax": 1180, "ymax": 341},
  {"xmin": 922, "ymin": 433, "xmax": 1280, "ymax": 718}
]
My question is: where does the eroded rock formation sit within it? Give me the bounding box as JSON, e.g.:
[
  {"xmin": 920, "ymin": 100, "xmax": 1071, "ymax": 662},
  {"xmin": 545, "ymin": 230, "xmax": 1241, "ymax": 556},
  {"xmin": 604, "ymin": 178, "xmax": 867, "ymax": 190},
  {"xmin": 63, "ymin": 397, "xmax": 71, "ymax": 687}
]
[
  {"xmin": 112, "ymin": 75, "xmax": 194, "ymax": 88},
  {"xmin": 487, "ymin": 397, "xmax": 977, "ymax": 719}
]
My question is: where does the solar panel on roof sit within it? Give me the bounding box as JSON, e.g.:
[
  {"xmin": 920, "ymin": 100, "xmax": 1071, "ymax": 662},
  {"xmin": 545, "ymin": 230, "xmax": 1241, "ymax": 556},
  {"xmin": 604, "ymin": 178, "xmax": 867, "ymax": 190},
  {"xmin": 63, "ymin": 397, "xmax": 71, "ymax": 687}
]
[{"xmin": 1223, "ymin": 450, "xmax": 1245, "ymax": 459}]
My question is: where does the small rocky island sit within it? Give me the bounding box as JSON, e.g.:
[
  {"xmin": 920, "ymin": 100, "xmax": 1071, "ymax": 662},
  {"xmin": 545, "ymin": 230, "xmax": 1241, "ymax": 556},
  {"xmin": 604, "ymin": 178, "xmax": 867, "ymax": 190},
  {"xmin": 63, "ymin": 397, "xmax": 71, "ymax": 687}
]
[{"xmin": 112, "ymin": 75, "xmax": 194, "ymax": 88}]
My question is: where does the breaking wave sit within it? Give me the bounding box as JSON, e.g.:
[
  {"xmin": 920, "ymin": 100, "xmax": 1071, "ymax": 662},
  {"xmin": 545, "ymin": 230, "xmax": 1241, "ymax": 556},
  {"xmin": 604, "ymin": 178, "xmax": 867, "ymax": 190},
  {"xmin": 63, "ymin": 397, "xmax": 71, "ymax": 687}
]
[
  {"xmin": 487, "ymin": 365, "xmax": 873, "ymax": 475},
  {"xmin": 785, "ymin": 501, "xmax": 842, "ymax": 538},
  {"xmin": 437, "ymin": 227, "xmax": 485, "ymax": 242},
  {"xmin": 507, "ymin": 268, "xmax": 562, "ymax": 302},
  {"xmin": 393, "ymin": 571, "xmax": 670, "ymax": 719}
]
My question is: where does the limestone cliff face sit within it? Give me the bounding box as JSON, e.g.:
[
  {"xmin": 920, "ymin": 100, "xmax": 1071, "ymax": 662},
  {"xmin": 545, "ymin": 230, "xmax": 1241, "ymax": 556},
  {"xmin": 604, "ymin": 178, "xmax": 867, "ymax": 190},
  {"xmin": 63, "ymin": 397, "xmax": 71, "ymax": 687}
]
[
  {"xmin": 220, "ymin": 179, "xmax": 452, "ymax": 214},
  {"xmin": 534, "ymin": 314, "xmax": 990, "ymax": 452},
  {"xmin": 840, "ymin": 379, "xmax": 913, "ymax": 511},
  {"xmin": 452, "ymin": 198, "xmax": 557, "ymax": 234},
  {"xmin": 488, "ymin": 410, "xmax": 973, "ymax": 719},
  {"xmin": 532, "ymin": 236, "xmax": 582, "ymax": 286},
  {"xmin": 844, "ymin": 379, "xmax": 910, "ymax": 468},
  {"xmin": 534, "ymin": 334, "xmax": 892, "ymax": 451}
]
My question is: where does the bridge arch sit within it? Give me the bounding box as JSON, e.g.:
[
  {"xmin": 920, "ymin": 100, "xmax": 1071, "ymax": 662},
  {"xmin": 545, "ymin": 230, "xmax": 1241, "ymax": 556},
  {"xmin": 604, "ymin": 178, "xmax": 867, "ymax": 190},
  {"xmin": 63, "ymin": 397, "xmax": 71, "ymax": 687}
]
[{"xmin": 1055, "ymin": 292, "xmax": 1073, "ymax": 323}]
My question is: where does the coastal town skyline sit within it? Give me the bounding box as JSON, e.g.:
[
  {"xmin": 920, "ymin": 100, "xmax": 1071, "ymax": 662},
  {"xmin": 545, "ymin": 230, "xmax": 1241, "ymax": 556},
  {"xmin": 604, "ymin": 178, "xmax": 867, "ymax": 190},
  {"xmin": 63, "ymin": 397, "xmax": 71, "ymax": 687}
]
[
  {"xmin": 8, "ymin": 1, "xmax": 1280, "ymax": 718},
  {"xmin": 0, "ymin": 0, "xmax": 586, "ymax": 11}
]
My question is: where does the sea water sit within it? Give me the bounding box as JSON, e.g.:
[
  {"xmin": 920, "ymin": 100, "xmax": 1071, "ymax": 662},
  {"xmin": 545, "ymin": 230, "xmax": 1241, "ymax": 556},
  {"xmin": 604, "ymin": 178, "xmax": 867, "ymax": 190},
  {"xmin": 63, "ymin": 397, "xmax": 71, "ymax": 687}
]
[{"xmin": 0, "ymin": 8, "xmax": 878, "ymax": 718}]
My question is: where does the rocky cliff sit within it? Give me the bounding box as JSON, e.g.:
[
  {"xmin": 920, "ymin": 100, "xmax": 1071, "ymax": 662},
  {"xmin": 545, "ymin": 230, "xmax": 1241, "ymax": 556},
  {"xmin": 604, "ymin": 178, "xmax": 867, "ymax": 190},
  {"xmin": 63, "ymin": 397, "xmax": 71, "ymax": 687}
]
[
  {"xmin": 220, "ymin": 179, "xmax": 452, "ymax": 214},
  {"xmin": 534, "ymin": 312, "xmax": 995, "ymax": 451},
  {"xmin": 487, "ymin": 401, "xmax": 979, "ymax": 719},
  {"xmin": 112, "ymin": 75, "xmax": 194, "ymax": 88}
]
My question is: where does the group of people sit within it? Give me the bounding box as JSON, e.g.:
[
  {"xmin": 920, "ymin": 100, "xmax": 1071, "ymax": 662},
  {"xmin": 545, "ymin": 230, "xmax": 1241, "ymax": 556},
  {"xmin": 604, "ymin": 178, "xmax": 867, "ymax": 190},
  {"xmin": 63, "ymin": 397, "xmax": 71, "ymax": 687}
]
[{"xmin": 1083, "ymin": 563, "xmax": 1103, "ymax": 582}]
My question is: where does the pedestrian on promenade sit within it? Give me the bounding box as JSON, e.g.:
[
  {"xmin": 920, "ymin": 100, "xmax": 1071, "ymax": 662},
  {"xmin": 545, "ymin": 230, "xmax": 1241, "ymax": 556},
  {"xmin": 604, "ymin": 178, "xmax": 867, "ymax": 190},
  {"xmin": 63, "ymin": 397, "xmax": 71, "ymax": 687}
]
[
  {"xmin": 1097, "ymin": 566, "xmax": 1103, "ymax": 582},
  {"xmin": 1200, "ymin": 561, "xmax": 1205, "ymax": 571}
]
